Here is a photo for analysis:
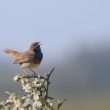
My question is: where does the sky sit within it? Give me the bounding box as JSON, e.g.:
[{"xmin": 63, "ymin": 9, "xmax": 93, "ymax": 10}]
[{"xmin": 0, "ymin": 0, "xmax": 110, "ymax": 52}]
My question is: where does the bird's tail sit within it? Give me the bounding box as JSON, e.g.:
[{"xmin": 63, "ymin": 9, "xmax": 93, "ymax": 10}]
[
  {"xmin": 3, "ymin": 48, "xmax": 20, "ymax": 58},
  {"xmin": 4, "ymin": 48, "xmax": 14, "ymax": 54}
]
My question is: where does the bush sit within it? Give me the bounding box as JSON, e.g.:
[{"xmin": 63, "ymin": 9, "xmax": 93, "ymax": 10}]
[{"xmin": 0, "ymin": 68, "xmax": 66, "ymax": 110}]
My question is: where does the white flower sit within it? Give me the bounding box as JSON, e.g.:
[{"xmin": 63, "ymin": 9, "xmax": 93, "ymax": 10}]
[
  {"xmin": 36, "ymin": 83, "xmax": 42, "ymax": 88},
  {"xmin": 33, "ymin": 93, "xmax": 40, "ymax": 100},
  {"xmin": 41, "ymin": 79, "xmax": 45, "ymax": 83},
  {"xmin": 19, "ymin": 106, "xmax": 28, "ymax": 110},
  {"xmin": 36, "ymin": 101, "xmax": 42, "ymax": 108},
  {"xmin": 22, "ymin": 99, "xmax": 30, "ymax": 107},
  {"xmin": 12, "ymin": 96, "xmax": 22, "ymax": 108},
  {"xmin": 33, "ymin": 100, "xmax": 42, "ymax": 109},
  {"xmin": 47, "ymin": 99, "xmax": 53, "ymax": 107},
  {"xmin": 13, "ymin": 75, "xmax": 19, "ymax": 81},
  {"xmin": 21, "ymin": 96, "xmax": 27, "ymax": 100},
  {"xmin": 23, "ymin": 96, "xmax": 33, "ymax": 106},
  {"xmin": 25, "ymin": 83, "xmax": 32, "ymax": 89},
  {"xmin": 22, "ymin": 84, "xmax": 33, "ymax": 93},
  {"xmin": 6, "ymin": 99, "xmax": 13, "ymax": 103},
  {"xmin": 20, "ymin": 78, "xmax": 30, "ymax": 85}
]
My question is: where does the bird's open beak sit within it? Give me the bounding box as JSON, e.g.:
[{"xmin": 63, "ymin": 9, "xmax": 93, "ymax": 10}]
[{"xmin": 38, "ymin": 41, "xmax": 42, "ymax": 46}]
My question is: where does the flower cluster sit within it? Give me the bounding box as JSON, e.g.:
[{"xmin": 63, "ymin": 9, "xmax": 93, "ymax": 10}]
[{"xmin": 0, "ymin": 68, "xmax": 66, "ymax": 110}]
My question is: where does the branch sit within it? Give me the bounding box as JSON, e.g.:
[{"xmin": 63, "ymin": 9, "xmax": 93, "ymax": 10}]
[
  {"xmin": 45, "ymin": 67, "xmax": 55, "ymax": 100},
  {"xmin": 22, "ymin": 67, "xmax": 55, "ymax": 80},
  {"xmin": 0, "ymin": 67, "xmax": 66, "ymax": 110}
]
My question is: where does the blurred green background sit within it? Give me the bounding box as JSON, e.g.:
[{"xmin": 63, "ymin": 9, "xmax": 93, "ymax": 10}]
[{"xmin": 1, "ymin": 0, "xmax": 110, "ymax": 110}]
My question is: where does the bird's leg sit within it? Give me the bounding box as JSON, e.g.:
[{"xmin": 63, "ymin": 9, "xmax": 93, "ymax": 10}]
[
  {"xmin": 29, "ymin": 67, "xmax": 38, "ymax": 76},
  {"xmin": 22, "ymin": 69, "xmax": 32, "ymax": 77},
  {"xmin": 23, "ymin": 69, "xmax": 28, "ymax": 74}
]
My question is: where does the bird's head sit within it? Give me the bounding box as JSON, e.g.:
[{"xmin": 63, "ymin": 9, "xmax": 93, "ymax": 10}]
[{"xmin": 30, "ymin": 41, "xmax": 42, "ymax": 52}]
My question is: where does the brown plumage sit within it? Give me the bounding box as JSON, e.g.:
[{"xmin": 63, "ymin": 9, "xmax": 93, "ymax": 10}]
[{"xmin": 4, "ymin": 42, "xmax": 43, "ymax": 74}]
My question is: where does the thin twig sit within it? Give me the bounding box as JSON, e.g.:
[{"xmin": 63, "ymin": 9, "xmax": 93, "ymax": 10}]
[
  {"xmin": 45, "ymin": 67, "xmax": 55, "ymax": 100},
  {"xmin": 0, "ymin": 102, "xmax": 12, "ymax": 109},
  {"xmin": 22, "ymin": 74, "xmax": 44, "ymax": 79}
]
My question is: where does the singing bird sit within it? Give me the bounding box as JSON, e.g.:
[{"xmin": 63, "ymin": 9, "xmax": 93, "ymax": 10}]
[{"xmin": 3, "ymin": 42, "xmax": 43, "ymax": 75}]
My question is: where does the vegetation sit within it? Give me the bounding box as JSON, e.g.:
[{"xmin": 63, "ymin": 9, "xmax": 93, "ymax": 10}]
[{"xmin": 0, "ymin": 68, "xmax": 66, "ymax": 110}]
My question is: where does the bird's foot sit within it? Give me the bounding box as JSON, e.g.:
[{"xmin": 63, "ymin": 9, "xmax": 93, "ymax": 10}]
[{"xmin": 29, "ymin": 68, "xmax": 38, "ymax": 78}]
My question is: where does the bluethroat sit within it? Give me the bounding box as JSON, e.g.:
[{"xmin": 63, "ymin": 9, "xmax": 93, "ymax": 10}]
[{"xmin": 4, "ymin": 42, "xmax": 43, "ymax": 75}]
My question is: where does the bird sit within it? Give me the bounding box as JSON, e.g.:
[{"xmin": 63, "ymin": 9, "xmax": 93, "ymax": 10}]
[{"xmin": 3, "ymin": 41, "xmax": 43, "ymax": 75}]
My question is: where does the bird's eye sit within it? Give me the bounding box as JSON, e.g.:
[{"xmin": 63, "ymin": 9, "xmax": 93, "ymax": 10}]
[
  {"xmin": 33, "ymin": 43, "xmax": 36, "ymax": 46},
  {"xmin": 33, "ymin": 45, "xmax": 35, "ymax": 47}
]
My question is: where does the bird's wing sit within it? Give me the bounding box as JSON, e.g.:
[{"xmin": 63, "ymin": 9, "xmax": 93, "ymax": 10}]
[
  {"xmin": 4, "ymin": 48, "xmax": 21, "ymax": 58},
  {"xmin": 13, "ymin": 51, "xmax": 34, "ymax": 64}
]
